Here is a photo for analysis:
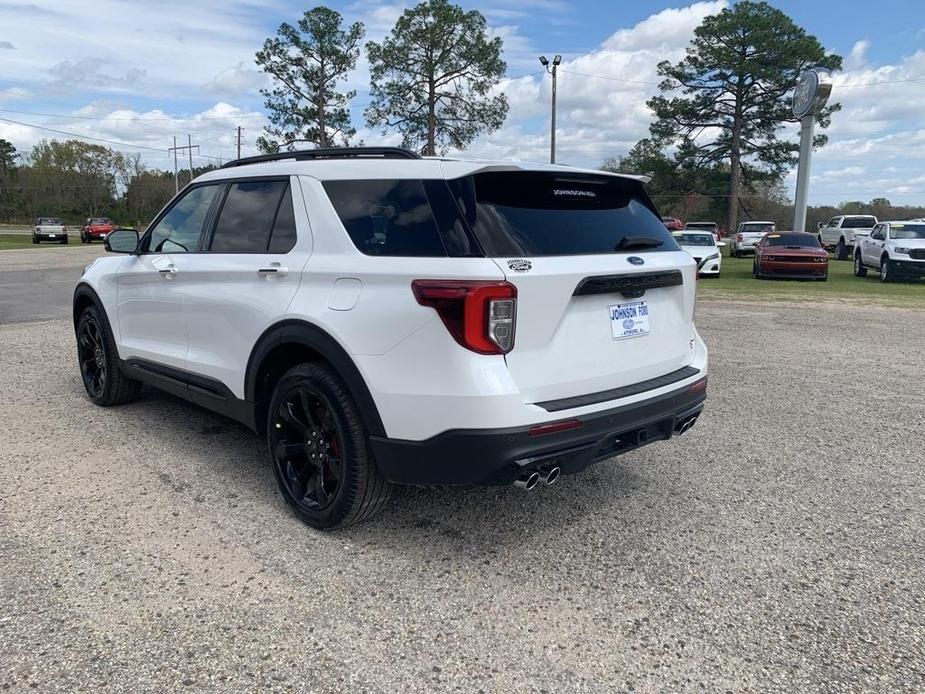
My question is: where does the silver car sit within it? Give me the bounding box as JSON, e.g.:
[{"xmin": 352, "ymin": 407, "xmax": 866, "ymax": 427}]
[{"xmin": 33, "ymin": 217, "xmax": 68, "ymax": 244}]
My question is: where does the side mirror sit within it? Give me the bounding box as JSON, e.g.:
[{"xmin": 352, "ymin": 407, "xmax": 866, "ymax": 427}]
[
  {"xmin": 716, "ymin": 241, "xmax": 726, "ymax": 247},
  {"xmin": 817, "ymin": 222, "xmax": 825, "ymax": 230},
  {"xmin": 105, "ymin": 228, "xmax": 139, "ymax": 254}
]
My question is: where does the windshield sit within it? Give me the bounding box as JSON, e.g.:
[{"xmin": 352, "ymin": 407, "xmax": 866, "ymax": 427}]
[
  {"xmin": 842, "ymin": 217, "xmax": 877, "ymax": 228},
  {"xmin": 765, "ymin": 233, "xmax": 820, "ymax": 248},
  {"xmin": 741, "ymin": 223, "xmax": 774, "ymax": 233},
  {"xmin": 673, "ymin": 233, "xmax": 715, "ymax": 246},
  {"xmin": 450, "ymin": 172, "xmax": 680, "ymax": 256},
  {"xmin": 891, "ymin": 224, "xmax": 925, "ymax": 240}
]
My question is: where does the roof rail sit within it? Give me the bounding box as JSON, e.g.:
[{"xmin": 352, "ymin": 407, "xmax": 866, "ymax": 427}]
[{"xmin": 221, "ymin": 146, "xmax": 421, "ymax": 168}]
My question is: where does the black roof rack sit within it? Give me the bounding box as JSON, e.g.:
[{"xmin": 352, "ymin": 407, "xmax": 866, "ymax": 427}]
[{"xmin": 221, "ymin": 146, "xmax": 421, "ymax": 168}]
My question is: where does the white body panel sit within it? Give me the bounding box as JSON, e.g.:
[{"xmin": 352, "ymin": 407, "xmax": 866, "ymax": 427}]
[{"xmin": 819, "ymin": 215, "xmax": 877, "ymax": 250}]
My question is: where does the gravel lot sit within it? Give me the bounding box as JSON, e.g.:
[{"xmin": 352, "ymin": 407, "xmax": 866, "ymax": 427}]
[{"xmin": 1, "ymin": 258, "xmax": 924, "ymax": 691}]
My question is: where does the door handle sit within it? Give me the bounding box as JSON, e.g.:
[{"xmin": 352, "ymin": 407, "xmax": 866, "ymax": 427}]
[
  {"xmin": 158, "ymin": 264, "xmax": 178, "ymax": 276},
  {"xmin": 258, "ymin": 264, "xmax": 288, "ymax": 277}
]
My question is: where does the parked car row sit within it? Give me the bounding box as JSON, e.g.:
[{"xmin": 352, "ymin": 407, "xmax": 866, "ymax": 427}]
[{"xmin": 30, "ymin": 217, "xmax": 122, "ymax": 245}]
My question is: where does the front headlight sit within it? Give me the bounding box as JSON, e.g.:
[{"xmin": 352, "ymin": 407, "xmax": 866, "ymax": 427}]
[
  {"xmin": 893, "ymin": 247, "xmax": 911, "ymax": 255},
  {"xmin": 704, "ymin": 252, "xmax": 720, "ymax": 261}
]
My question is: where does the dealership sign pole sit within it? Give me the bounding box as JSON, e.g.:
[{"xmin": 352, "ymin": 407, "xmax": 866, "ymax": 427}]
[{"xmin": 791, "ymin": 69, "xmax": 833, "ymax": 231}]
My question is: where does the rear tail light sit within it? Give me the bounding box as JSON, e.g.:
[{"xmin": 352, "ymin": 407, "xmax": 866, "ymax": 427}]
[
  {"xmin": 737, "ymin": 234, "xmax": 743, "ymax": 242},
  {"xmin": 412, "ymin": 280, "xmax": 517, "ymax": 355},
  {"xmin": 528, "ymin": 419, "xmax": 582, "ymax": 437}
]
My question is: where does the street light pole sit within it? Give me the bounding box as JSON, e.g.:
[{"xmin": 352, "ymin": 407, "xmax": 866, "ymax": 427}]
[{"xmin": 539, "ymin": 55, "xmax": 562, "ymax": 164}]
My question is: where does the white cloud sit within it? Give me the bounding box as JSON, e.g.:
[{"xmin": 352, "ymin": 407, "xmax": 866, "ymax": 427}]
[{"xmin": 844, "ymin": 40, "xmax": 869, "ymax": 71}]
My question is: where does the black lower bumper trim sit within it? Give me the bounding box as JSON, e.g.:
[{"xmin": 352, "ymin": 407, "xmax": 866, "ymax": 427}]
[{"xmin": 369, "ymin": 381, "xmax": 706, "ymax": 486}]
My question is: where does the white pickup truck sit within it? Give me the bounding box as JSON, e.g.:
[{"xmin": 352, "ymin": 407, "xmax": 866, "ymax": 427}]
[
  {"xmin": 818, "ymin": 215, "xmax": 877, "ymax": 260},
  {"xmin": 730, "ymin": 221, "xmax": 775, "ymax": 257}
]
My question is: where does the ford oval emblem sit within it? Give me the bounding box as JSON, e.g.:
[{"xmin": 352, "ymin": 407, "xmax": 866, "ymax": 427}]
[
  {"xmin": 507, "ymin": 259, "xmax": 532, "ymax": 272},
  {"xmin": 627, "ymin": 256, "xmax": 645, "ymax": 266}
]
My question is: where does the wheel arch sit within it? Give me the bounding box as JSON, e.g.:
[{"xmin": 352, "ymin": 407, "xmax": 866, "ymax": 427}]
[
  {"xmin": 245, "ymin": 320, "xmax": 386, "ymax": 438},
  {"xmin": 73, "ymin": 282, "xmax": 105, "ymax": 330}
]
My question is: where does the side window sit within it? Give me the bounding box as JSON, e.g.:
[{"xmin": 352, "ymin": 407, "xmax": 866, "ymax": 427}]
[
  {"xmin": 210, "ymin": 180, "xmax": 289, "ymax": 253},
  {"xmin": 267, "ymin": 184, "xmax": 297, "ymax": 254},
  {"xmin": 828, "ymin": 218, "xmax": 839, "ymax": 228},
  {"xmin": 323, "ymin": 179, "xmax": 449, "ymax": 257},
  {"xmin": 146, "ymin": 184, "xmax": 221, "ymax": 253}
]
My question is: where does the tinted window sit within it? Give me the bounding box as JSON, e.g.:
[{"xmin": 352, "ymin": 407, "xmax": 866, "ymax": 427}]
[
  {"xmin": 765, "ymin": 233, "xmax": 820, "ymax": 247},
  {"xmin": 147, "ymin": 184, "xmax": 220, "ymax": 253},
  {"xmin": 843, "ymin": 217, "xmax": 877, "ymax": 228},
  {"xmin": 451, "ymin": 172, "xmax": 679, "ymax": 256},
  {"xmin": 211, "ymin": 180, "xmax": 288, "ymax": 253},
  {"xmin": 323, "ymin": 179, "xmax": 448, "ymax": 257},
  {"xmin": 673, "ymin": 233, "xmax": 715, "ymax": 246},
  {"xmin": 267, "ymin": 184, "xmax": 297, "ymax": 253}
]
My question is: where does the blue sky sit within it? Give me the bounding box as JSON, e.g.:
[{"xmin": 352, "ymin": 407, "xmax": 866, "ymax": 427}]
[{"xmin": 1, "ymin": 0, "xmax": 923, "ymax": 206}]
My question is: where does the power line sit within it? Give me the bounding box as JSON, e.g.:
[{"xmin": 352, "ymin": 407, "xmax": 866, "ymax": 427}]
[{"xmin": 0, "ymin": 115, "xmax": 225, "ymax": 161}]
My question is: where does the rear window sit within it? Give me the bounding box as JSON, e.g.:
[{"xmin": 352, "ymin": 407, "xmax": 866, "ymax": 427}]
[
  {"xmin": 685, "ymin": 223, "xmax": 716, "ymax": 230},
  {"xmin": 90, "ymin": 218, "xmax": 110, "ymax": 224},
  {"xmin": 672, "ymin": 232, "xmax": 715, "ymax": 246},
  {"xmin": 765, "ymin": 233, "xmax": 820, "ymax": 247},
  {"xmin": 450, "ymin": 172, "xmax": 679, "ymax": 256},
  {"xmin": 843, "ymin": 217, "xmax": 877, "ymax": 228},
  {"xmin": 38, "ymin": 218, "xmax": 62, "ymax": 225},
  {"xmin": 741, "ymin": 223, "xmax": 774, "ymax": 233}
]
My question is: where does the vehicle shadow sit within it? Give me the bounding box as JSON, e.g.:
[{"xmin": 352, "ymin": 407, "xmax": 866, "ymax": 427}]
[{"xmin": 116, "ymin": 383, "xmax": 651, "ymax": 557}]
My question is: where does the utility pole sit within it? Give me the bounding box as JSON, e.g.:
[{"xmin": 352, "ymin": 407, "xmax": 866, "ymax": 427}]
[
  {"xmin": 539, "ymin": 54, "xmax": 562, "ymax": 164},
  {"xmin": 236, "ymin": 126, "xmax": 242, "ymax": 160},
  {"xmin": 170, "ymin": 136, "xmax": 178, "ymax": 194},
  {"xmin": 168, "ymin": 136, "xmax": 200, "ymax": 191}
]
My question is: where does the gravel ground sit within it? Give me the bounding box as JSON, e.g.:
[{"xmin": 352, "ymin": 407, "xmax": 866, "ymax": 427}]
[{"xmin": 1, "ymin": 301, "xmax": 924, "ymax": 693}]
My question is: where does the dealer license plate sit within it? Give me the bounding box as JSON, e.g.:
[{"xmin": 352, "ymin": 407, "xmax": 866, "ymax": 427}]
[{"xmin": 609, "ymin": 300, "xmax": 650, "ymax": 340}]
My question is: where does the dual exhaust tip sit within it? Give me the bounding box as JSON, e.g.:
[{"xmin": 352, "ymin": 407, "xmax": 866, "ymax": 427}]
[
  {"xmin": 514, "ymin": 465, "xmax": 560, "ymax": 490},
  {"xmin": 676, "ymin": 414, "xmax": 699, "ymax": 436}
]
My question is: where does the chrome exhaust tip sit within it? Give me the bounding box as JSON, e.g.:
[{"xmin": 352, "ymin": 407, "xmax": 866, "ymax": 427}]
[
  {"xmin": 677, "ymin": 415, "xmax": 699, "ymax": 435},
  {"xmin": 514, "ymin": 471, "xmax": 540, "ymax": 490},
  {"xmin": 538, "ymin": 466, "xmax": 561, "ymax": 486}
]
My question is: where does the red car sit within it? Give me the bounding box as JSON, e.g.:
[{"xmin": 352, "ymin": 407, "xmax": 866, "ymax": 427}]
[
  {"xmin": 80, "ymin": 217, "xmax": 116, "ymax": 244},
  {"xmin": 753, "ymin": 231, "xmax": 828, "ymax": 281},
  {"xmin": 661, "ymin": 216, "xmax": 683, "ymax": 231}
]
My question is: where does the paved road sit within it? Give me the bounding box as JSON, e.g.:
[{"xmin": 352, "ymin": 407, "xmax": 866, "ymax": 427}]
[
  {"xmin": 0, "ymin": 246, "xmax": 105, "ymax": 324},
  {"xmin": 1, "ymin": 249, "xmax": 924, "ymax": 692}
]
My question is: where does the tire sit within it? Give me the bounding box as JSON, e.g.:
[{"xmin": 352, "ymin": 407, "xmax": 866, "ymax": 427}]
[
  {"xmin": 853, "ymin": 253, "xmax": 867, "ymax": 277},
  {"xmin": 752, "ymin": 261, "xmax": 759, "ymax": 279},
  {"xmin": 32, "ymin": 236, "xmax": 39, "ymax": 244},
  {"xmin": 76, "ymin": 305, "xmax": 143, "ymax": 406},
  {"xmin": 267, "ymin": 362, "xmax": 392, "ymax": 530},
  {"xmin": 61, "ymin": 238, "xmax": 68, "ymax": 245},
  {"xmin": 836, "ymin": 239, "xmax": 848, "ymax": 261},
  {"xmin": 880, "ymin": 256, "xmax": 895, "ymax": 283}
]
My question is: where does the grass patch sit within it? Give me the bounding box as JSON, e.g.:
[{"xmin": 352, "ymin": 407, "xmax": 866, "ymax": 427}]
[
  {"xmin": 0, "ymin": 234, "xmax": 75, "ymax": 250},
  {"xmin": 697, "ymin": 252, "xmax": 925, "ymax": 307}
]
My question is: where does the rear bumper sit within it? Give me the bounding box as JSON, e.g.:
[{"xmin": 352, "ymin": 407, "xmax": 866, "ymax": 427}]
[
  {"xmin": 34, "ymin": 233, "xmax": 66, "ymax": 240},
  {"xmin": 369, "ymin": 379, "xmax": 707, "ymax": 486}
]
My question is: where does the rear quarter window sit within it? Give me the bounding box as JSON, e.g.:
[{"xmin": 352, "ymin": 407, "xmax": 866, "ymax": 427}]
[
  {"xmin": 323, "ymin": 179, "xmax": 478, "ymax": 257},
  {"xmin": 449, "ymin": 171, "xmax": 680, "ymax": 256}
]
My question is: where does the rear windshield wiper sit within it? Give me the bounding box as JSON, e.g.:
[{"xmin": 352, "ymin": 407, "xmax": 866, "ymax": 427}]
[{"xmin": 614, "ymin": 236, "xmax": 664, "ymax": 251}]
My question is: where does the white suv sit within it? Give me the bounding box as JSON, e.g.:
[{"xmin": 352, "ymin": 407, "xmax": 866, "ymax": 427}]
[{"xmin": 73, "ymin": 147, "xmax": 708, "ymax": 529}]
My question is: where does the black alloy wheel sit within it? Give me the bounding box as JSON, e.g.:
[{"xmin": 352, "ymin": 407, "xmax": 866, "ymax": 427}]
[
  {"xmin": 267, "ymin": 363, "xmax": 392, "ymax": 529},
  {"xmin": 271, "ymin": 385, "xmax": 345, "ymax": 513},
  {"xmin": 77, "ymin": 312, "xmax": 108, "ymax": 398}
]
